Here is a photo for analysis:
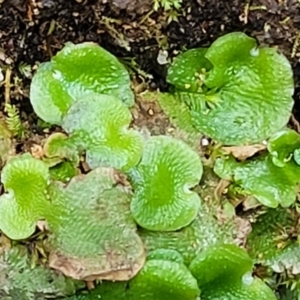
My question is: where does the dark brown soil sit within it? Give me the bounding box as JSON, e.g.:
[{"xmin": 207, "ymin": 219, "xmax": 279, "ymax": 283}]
[{"xmin": 1, "ymin": 0, "xmax": 300, "ymax": 114}]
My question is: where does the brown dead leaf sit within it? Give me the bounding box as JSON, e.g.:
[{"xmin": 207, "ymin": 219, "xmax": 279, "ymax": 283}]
[
  {"xmin": 113, "ymin": 170, "xmax": 131, "ymax": 187},
  {"xmin": 80, "ymin": 160, "xmax": 91, "ymax": 173},
  {"xmin": 222, "ymin": 144, "xmax": 266, "ymax": 160},
  {"xmin": 243, "ymin": 196, "xmax": 262, "ymax": 211},
  {"xmin": 132, "ymin": 94, "xmax": 173, "ymax": 136},
  {"xmin": 49, "ymin": 249, "xmax": 146, "ymax": 281},
  {"xmin": 36, "ymin": 220, "xmax": 49, "ymax": 232},
  {"xmin": 233, "ymin": 217, "xmax": 252, "ymax": 247},
  {"xmin": 214, "ymin": 179, "xmax": 230, "ymax": 199},
  {"xmin": 86, "ymin": 281, "xmax": 95, "ymax": 290},
  {"xmin": 0, "ymin": 117, "xmax": 15, "ymax": 165},
  {"xmin": 0, "ymin": 234, "xmax": 11, "ymax": 252},
  {"xmin": 291, "ymin": 114, "xmax": 300, "ymax": 133},
  {"xmin": 31, "ymin": 144, "xmax": 44, "ymax": 159}
]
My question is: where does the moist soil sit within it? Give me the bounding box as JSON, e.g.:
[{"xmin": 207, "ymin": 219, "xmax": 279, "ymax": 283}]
[{"xmin": 0, "ymin": 0, "xmax": 300, "ymax": 119}]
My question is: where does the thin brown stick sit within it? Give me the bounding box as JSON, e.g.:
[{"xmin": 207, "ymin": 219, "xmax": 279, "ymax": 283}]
[
  {"xmin": 4, "ymin": 68, "xmax": 12, "ymax": 106},
  {"xmin": 291, "ymin": 114, "xmax": 300, "ymax": 133}
]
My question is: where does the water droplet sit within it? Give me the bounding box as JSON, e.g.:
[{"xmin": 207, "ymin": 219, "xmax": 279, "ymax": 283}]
[
  {"xmin": 242, "ymin": 272, "xmax": 254, "ymax": 286},
  {"xmin": 250, "ymin": 47, "xmax": 259, "ymax": 57},
  {"xmin": 52, "ymin": 70, "xmax": 62, "ymax": 80}
]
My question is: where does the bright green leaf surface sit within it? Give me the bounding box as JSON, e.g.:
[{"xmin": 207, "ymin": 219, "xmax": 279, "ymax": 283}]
[
  {"xmin": 147, "ymin": 249, "xmax": 184, "ymax": 264},
  {"xmin": 189, "ymin": 244, "xmax": 253, "ymax": 285},
  {"xmin": 168, "ymin": 32, "xmax": 294, "ymax": 145},
  {"xmin": 247, "ymin": 208, "xmax": 300, "ymax": 273},
  {"xmin": 127, "ymin": 258, "xmax": 200, "ymax": 299},
  {"xmin": 49, "ymin": 161, "xmax": 79, "ymax": 182},
  {"xmin": 267, "ymin": 128, "xmax": 300, "ymax": 167},
  {"xmin": 66, "ymin": 279, "xmax": 274, "ymax": 300},
  {"xmin": 30, "ymin": 42, "xmax": 134, "ymax": 124},
  {"xmin": 201, "ymin": 278, "xmax": 277, "ymax": 300},
  {"xmin": 193, "ymin": 32, "xmax": 293, "ymax": 145},
  {"xmin": 129, "ymin": 135, "xmax": 202, "ymax": 231},
  {"xmin": 47, "ymin": 167, "xmax": 145, "ymax": 281},
  {"xmin": 214, "ymin": 155, "xmax": 300, "ymax": 207},
  {"xmin": 62, "ymin": 94, "xmax": 143, "ymax": 171},
  {"xmin": 0, "ymin": 154, "xmax": 52, "ymax": 239},
  {"xmin": 294, "ymin": 148, "xmax": 300, "ymax": 165},
  {"xmin": 86, "ymin": 259, "xmax": 199, "ymax": 300},
  {"xmin": 167, "ymin": 48, "xmax": 212, "ymax": 93},
  {"xmin": 189, "ymin": 244, "xmax": 276, "ymax": 300},
  {"xmin": 30, "ymin": 62, "xmax": 73, "ymax": 125}
]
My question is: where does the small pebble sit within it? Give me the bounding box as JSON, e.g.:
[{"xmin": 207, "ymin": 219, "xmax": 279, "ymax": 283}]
[
  {"xmin": 201, "ymin": 138, "xmax": 209, "ymax": 146},
  {"xmin": 148, "ymin": 109, "xmax": 154, "ymax": 115},
  {"xmin": 157, "ymin": 49, "xmax": 168, "ymax": 65}
]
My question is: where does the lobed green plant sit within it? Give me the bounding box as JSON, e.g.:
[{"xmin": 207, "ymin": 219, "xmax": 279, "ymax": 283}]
[
  {"xmin": 213, "ymin": 153, "xmax": 300, "ymax": 208},
  {"xmin": 0, "ymin": 154, "xmax": 145, "ymax": 281},
  {"xmin": 0, "ymin": 152, "xmax": 275, "ymax": 298},
  {"xmin": 140, "ymin": 206, "xmax": 236, "ymax": 265},
  {"xmin": 162, "ymin": 32, "xmax": 294, "ymax": 145},
  {"xmin": 129, "ymin": 135, "xmax": 202, "ymax": 231},
  {"xmin": 189, "ymin": 244, "xmax": 276, "ymax": 299},
  {"xmin": 267, "ymin": 128, "xmax": 300, "ymax": 167},
  {"xmin": 213, "ymin": 128, "xmax": 300, "ymax": 208},
  {"xmin": 62, "ymin": 244, "xmax": 276, "ymax": 300},
  {"xmin": 1, "ymin": 31, "xmax": 298, "ymax": 298},
  {"xmin": 30, "ymin": 42, "xmax": 134, "ymax": 125},
  {"xmin": 36, "ymin": 95, "xmax": 143, "ymax": 172},
  {"xmin": 160, "ymin": 32, "xmax": 300, "ymax": 209},
  {"xmin": 61, "ymin": 94, "xmax": 143, "ymax": 171}
]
